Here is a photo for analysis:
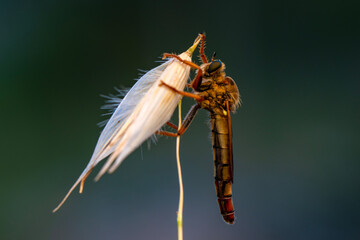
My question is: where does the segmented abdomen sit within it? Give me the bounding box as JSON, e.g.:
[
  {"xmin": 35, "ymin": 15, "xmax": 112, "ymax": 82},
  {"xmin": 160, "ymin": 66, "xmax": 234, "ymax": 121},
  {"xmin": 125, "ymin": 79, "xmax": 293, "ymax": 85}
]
[{"xmin": 211, "ymin": 113, "xmax": 235, "ymax": 224}]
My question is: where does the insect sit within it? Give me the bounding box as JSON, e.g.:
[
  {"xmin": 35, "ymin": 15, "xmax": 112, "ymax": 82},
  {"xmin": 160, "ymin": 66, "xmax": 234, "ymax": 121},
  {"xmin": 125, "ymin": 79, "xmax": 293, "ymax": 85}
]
[{"xmin": 157, "ymin": 34, "xmax": 241, "ymax": 224}]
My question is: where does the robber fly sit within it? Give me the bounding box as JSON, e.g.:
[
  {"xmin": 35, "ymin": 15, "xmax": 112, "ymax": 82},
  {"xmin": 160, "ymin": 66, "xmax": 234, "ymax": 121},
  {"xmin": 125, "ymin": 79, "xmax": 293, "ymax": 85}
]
[{"xmin": 158, "ymin": 34, "xmax": 241, "ymax": 224}]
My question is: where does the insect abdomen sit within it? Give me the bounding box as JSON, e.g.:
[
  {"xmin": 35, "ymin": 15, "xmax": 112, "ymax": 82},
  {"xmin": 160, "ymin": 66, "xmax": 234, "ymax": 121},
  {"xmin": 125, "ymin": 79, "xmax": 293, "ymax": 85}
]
[{"xmin": 211, "ymin": 113, "xmax": 235, "ymax": 224}]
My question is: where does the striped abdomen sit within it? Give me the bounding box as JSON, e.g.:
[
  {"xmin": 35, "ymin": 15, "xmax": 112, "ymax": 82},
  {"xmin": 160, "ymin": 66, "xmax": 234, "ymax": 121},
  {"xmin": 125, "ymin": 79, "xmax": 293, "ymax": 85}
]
[{"xmin": 211, "ymin": 113, "xmax": 235, "ymax": 224}]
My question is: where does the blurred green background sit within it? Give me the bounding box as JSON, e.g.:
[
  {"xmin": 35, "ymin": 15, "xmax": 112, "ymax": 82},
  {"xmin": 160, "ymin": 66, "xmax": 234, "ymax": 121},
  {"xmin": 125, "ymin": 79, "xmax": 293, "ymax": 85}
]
[{"xmin": 1, "ymin": 0, "xmax": 359, "ymax": 239}]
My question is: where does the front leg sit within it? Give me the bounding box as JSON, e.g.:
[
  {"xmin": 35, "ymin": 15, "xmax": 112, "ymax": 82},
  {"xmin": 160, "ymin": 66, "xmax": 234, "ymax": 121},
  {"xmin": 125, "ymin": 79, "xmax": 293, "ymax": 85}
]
[
  {"xmin": 189, "ymin": 70, "xmax": 203, "ymax": 91},
  {"xmin": 162, "ymin": 53, "xmax": 202, "ymax": 71},
  {"xmin": 159, "ymin": 81, "xmax": 203, "ymax": 102},
  {"xmin": 199, "ymin": 33, "xmax": 208, "ymax": 63}
]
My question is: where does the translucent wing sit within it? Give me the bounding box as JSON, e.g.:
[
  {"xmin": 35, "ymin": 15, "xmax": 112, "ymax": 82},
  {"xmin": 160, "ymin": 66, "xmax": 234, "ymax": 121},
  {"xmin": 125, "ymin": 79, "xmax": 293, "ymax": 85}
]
[{"xmin": 225, "ymin": 100, "xmax": 234, "ymax": 181}]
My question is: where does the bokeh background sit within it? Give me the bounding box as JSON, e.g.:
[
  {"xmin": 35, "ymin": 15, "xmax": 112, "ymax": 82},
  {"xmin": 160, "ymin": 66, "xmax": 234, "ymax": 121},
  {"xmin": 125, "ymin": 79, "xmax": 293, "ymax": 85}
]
[{"xmin": 1, "ymin": 0, "xmax": 359, "ymax": 239}]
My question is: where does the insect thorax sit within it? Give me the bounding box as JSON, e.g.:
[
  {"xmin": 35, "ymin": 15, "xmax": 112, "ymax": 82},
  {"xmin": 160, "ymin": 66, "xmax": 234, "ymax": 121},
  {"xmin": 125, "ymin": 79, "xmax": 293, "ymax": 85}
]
[{"xmin": 197, "ymin": 72, "xmax": 237, "ymax": 116}]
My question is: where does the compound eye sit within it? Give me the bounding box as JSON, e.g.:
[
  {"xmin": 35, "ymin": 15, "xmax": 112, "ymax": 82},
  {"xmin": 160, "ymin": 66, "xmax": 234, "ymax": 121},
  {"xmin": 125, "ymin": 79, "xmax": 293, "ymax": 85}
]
[{"xmin": 208, "ymin": 60, "xmax": 222, "ymax": 74}]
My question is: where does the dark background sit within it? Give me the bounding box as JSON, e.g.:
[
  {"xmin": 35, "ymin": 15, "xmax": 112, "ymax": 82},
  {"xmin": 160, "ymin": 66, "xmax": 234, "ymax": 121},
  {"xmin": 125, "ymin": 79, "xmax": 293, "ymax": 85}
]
[{"xmin": 1, "ymin": 0, "xmax": 359, "ymax": 239}]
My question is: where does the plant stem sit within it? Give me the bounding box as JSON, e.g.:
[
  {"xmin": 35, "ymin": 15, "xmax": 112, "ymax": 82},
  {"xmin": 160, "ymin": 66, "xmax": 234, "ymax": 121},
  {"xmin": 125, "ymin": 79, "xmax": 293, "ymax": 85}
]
[{"xmin": 176, "ymin": 100, "xmax": 183, "ymax": 240}]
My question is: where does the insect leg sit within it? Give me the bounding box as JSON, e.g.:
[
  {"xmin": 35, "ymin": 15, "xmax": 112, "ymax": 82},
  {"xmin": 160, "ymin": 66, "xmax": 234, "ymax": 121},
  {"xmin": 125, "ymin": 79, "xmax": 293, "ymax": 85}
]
[
  {"xmin": 162, "ymin": 52, "xmax": 205, "ymax": 91},
  {"xmin": 156, "ymin": 104, "xmax": 200, "ymax": 137},
  {"xmin": 156, "ymin": 131, "xmax": 178, "ymax": 137},
  {"xmin": 199, "ymin": 33, "xmax": 208, "ymax": 63},
  {"xmin": 162, "ymin": 53, "xmax": 204, "ymax": 90},
  {"xmin": 162, "ymin": 53, "xmax": 202, "ymax": 71},
  {"xmin": 189, "ymin": 70, "xmax": 203, "ymax": 91},
  {"xmin": 159, "ymin": 81, "xmax": 203, "ymax": 102},
  {"xmin": 166, "ymin": 121, "xmax": 178, "ymax": 130}
]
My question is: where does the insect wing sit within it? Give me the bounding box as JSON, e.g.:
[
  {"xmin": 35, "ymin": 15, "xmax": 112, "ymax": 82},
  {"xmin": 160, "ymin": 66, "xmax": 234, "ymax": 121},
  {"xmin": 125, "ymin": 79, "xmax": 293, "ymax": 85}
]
[{"xmin": 225, "ymin": 100, "xmax": 234, "ymax": 182}]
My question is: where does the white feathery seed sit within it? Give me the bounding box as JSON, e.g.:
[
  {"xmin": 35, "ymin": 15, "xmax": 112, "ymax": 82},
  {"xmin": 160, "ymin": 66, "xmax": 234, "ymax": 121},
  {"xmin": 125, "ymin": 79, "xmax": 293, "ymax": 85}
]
[{"xmin": 53, "ymin": 35, "xmax": 201, "ymax": 212}]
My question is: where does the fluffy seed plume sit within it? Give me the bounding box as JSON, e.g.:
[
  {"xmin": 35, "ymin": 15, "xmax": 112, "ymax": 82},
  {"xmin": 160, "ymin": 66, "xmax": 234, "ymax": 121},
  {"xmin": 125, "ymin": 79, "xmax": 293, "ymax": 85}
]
[{"xmin": 53, "ymin": 35, "xmax": 201, "ymax": 212}]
